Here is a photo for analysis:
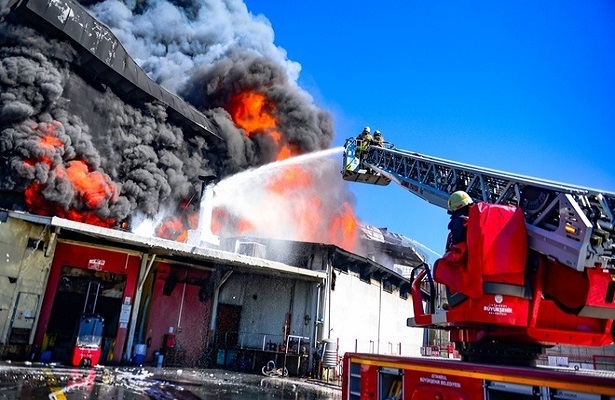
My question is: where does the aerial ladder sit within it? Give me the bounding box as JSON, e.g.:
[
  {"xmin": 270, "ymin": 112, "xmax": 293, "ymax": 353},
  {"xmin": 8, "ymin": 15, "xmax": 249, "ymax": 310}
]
[{"xmin": 342, "ymin": 137, "xmax": 615, "ymax": 364}]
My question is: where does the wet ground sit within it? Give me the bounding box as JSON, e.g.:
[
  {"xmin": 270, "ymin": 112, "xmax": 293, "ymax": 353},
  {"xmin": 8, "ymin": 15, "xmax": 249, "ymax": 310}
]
[{"xmin": 0, "ymin": 361, "xmax": 341, "ymax": 399}]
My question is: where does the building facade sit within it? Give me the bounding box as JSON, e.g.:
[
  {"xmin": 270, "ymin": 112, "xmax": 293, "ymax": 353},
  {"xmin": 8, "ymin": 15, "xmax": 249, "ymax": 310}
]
[{"xmin": 0, "ymin": 211, "xmax": 425, "ymax": 375}]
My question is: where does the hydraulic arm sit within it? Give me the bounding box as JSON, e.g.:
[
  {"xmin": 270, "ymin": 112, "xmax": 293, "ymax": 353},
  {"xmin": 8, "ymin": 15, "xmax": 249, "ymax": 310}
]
[{"xmin": 344, "ymin": 138, "xmax": 615, "ymax": 272}]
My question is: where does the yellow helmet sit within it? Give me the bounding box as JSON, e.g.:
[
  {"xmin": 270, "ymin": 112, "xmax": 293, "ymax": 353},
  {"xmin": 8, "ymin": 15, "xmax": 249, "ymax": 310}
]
[{"xmin": 448, "ymin": 190, "xmax": 473, "ymax": 212}]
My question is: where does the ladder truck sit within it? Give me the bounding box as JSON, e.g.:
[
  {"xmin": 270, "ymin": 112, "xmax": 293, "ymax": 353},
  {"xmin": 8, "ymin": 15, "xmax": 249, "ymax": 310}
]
[{"xmin": 340, "ymin": 137, "xmax": 615, "ymax": 399}]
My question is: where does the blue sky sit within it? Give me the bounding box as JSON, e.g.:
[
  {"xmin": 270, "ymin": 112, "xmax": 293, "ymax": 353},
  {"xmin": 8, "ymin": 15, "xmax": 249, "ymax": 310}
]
[{"xmin": 243, "ymin": 1, "xmax": 615, "ymax": 260}]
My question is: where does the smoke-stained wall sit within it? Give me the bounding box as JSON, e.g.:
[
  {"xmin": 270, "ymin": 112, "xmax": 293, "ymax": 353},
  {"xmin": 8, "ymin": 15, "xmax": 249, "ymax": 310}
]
[
  {"xmin": 220, "ymin": 273, "xmax": 312, "ymax": 349},
  {"xmin": 0, "ymin": 216, "xmax": 54, "ymax": 349}
]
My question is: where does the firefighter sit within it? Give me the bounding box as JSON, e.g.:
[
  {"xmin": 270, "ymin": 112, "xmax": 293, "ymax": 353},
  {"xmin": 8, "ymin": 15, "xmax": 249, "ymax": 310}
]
[
  {"xmin": 356, "ymin": 126, "xmax": 372, "ymax": 161},
  {"xmin": 373, "ymin": 130, "xmax": 384, "ymax": 147},
  {"xmin": 357, "ymin": 126, "xmax": 372, "ymax": 145},
  {"xmin": 446, "ymin": 190, "xmax": 473, "ymax": 251},
  {"xmin": 434, "ymin": 190, "xmax": 474, "ymax": 309}
]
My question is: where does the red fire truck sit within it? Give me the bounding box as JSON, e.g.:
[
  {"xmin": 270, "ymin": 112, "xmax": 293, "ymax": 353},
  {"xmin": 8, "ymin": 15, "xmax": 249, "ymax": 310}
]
[
  {"xmin": 341, "ymin": 353, "xmax": 615, "ymax": 399},
  {"xmin": 340, "ymin": 138, "xmax": 615, "ymax": 398}
]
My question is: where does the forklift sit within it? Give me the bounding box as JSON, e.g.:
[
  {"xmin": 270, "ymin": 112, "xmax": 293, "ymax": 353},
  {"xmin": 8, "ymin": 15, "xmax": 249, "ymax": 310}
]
[{"xmin": 70, "ymin": 281, "xmax": 104, "ymax": 367}]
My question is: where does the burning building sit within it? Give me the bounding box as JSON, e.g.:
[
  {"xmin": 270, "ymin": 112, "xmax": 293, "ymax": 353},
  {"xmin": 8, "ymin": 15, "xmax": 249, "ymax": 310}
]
[
  {"xmin": 0, "ymin": 0, "xmax": 357, "ymax": 249},
  {"xmin": 0, "ymin": 0, "xmax": 428, "ymax": 370}
]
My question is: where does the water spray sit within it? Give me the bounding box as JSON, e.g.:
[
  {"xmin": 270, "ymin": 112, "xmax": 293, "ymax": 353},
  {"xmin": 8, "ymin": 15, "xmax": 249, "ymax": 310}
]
[
  {"xmin": 195, "ymin": 146, "xmax": 346, "ymax": 247},
  {"xmin": 186, "ymin": 175, "xmax": 221, "ymax": 247},
  {"xmin": 214, "ymin": 146, "xmax": 344, "ymax": 193}
]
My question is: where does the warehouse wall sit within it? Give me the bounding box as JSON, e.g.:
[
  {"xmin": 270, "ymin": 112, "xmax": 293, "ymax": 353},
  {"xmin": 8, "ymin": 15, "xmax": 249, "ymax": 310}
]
[
  {"xmin": 0, "ymin": 216, "xmax": 54, "ymax": 357},
  {"xmin": 328, "ymin": 270, "xmax": 423, "ymax": 358}
]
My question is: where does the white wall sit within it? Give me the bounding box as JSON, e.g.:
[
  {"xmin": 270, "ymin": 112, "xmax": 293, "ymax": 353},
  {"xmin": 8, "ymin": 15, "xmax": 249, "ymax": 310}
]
[{"xmin": 327, "ymin": 270, "xmax": 423, "ymax": 358}]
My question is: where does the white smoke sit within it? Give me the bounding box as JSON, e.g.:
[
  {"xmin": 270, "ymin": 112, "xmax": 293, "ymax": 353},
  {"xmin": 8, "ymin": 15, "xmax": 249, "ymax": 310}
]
[{"xmin": 89, "ymin": 0, "xmax": 301, "ymax": 94}]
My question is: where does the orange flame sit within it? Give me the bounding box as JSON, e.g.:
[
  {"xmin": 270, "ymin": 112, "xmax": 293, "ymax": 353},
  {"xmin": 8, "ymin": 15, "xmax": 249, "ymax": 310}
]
[
  {"xmin": 64, "ymin": 161, "xmax": 118, "ymax": 209},
  {"xmin": 229, "ymin": 92, "xmax": 277, "ymax": 136},
  {"xmin": 156, "ymin": 201, "xmax": 199, "ymax": 241},
  {"xmin": 228, "ymin": 91, "xmax": 298, "ymax": 160},
  {"xmin": 329, "ymin": 203, "xmax": 359, "ymax": 251},
  {"xmin": 22, "ymin": 122, "xmax": 118, "ymax": 227},
  {"xmin": 216, "ymin": 90, "xmax": 359, "ymax": 251}
]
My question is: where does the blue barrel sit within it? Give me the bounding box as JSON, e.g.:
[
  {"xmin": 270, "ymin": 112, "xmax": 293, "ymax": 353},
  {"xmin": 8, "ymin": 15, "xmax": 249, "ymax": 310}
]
[{"xmin": 132, "ymin": 344, "xmax": 147, "ymax": 365}]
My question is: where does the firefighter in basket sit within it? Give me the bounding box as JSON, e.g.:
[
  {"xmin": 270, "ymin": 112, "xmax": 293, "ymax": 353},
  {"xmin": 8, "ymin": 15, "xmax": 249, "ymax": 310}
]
[
  {"xmin": 356, "ymin": 126, "xmax": 372, "ymax": 160},
  {"xmin": 373, "ymin": 130, "xmax": 385, "ymax": 147}
]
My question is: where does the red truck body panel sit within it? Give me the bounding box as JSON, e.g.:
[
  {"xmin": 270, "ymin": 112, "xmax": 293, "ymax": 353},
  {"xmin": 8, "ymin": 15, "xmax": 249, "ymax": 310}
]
[{"xmin": 342, "ymin": 353, "xmax": 615, "ymax": 399}]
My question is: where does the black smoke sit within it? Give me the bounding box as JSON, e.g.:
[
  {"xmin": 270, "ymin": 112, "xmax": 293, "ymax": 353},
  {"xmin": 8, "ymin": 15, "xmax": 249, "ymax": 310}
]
[
  {"xmin": 184, "ymin": 51, "xmax": 334, "ymax": 169},
  {"xmin": 0, "ymin": 17, "xmax": 206, "ymax": 223}
]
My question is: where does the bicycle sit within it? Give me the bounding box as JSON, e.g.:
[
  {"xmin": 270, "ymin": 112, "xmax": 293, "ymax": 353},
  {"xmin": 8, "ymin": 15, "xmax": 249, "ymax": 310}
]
[{"xmin": 261, "ymin": 360, "xmax": 289, "ymax": 377}]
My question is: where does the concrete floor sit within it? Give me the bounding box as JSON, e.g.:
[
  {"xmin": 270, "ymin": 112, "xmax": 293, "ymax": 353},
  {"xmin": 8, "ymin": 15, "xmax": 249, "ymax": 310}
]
[{"xmin": 0, "ymin": 361, "xmax": 341, "ymax": 399}]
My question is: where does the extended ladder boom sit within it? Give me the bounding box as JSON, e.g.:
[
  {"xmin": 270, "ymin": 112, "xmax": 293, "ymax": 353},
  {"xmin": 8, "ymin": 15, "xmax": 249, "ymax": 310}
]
[{"xmin": 343, "ymin": 138, "xmax": 615, "ymax": 271}]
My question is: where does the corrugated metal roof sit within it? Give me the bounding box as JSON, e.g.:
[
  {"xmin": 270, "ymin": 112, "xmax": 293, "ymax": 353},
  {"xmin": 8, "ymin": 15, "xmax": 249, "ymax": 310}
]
[
  {"xmin": 49, "ymin": 217, "xmax": 326, "ymax": 281},
  {"xmin": 5, "ymin": 210, "xmax": 324, "ymax": 281}
]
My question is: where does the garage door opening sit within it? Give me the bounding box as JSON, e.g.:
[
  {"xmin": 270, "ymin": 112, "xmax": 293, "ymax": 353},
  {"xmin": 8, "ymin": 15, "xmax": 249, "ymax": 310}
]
[{"xmin": 44, "ymin": 266, "xmax": 126, "ymax": 364}]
